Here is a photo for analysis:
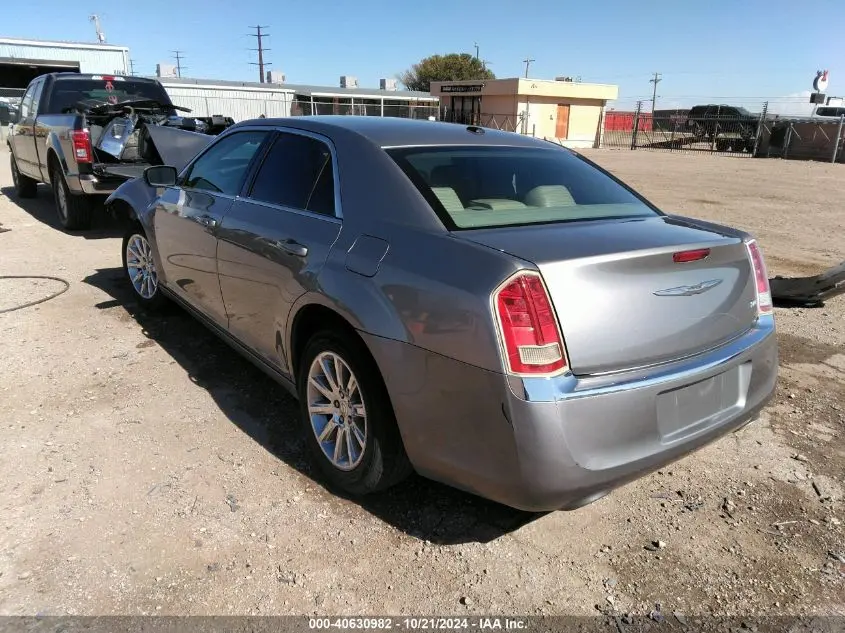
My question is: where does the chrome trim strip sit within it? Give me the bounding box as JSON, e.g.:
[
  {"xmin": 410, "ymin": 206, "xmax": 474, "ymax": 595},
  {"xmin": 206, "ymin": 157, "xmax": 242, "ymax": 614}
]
[{"xmin": 512, "ymin": 315, "xmax": 775, "ymax": 402}]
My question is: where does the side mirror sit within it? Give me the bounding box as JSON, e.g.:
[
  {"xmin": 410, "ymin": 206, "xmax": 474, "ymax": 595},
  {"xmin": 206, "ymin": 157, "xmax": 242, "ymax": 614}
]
[{"xmin": 144, "ymin": 165, "xmax": 178, "ymax": 187}]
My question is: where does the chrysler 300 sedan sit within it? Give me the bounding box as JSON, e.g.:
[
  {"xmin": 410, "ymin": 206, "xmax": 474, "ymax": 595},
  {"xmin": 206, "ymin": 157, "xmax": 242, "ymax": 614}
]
[{"xmin": 106, "ymin": 116, "xmax": 778, "ymax": 512}]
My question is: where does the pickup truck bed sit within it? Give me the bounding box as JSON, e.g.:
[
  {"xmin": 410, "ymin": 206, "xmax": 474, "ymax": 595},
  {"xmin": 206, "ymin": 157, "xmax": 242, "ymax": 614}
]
[{"xmin": 7, "ymin": 72, "xmax": 228, "ymax": 231}]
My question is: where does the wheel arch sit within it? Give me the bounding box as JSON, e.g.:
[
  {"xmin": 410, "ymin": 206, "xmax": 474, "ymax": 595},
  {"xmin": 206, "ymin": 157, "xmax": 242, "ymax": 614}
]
[{"xmin": 288, "ymin": 301, "xmax": 371, "ymax": 382}]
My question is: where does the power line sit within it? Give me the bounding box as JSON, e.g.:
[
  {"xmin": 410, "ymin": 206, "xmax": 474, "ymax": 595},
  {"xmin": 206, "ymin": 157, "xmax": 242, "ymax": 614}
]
[
  {"xmin": 649, "ymin": 72, "xmax": 662, "ymax": 114},
  {"xmin": 522, "ymin": 56, "xmax": 535, "ymax": 78},
  {"xmin": 249, "ymin": 25, "xmax": 271, "ymax": 83},
  {"xmin": 171, "ymin": 50, "xmax": 186, "ymax": 77}
]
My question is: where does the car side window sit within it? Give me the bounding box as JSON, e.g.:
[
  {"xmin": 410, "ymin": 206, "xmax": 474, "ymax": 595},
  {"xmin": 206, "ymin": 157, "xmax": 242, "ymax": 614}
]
[
  {"xmin": 182, "ymin": 130, "xmax": 268, "ymax": 196},
  {"xmin": 19, "ymin": 84, "xmax": 36, "ymax": 120},
  {"xmin": 29, "ymin": 80, "xmax": 44, "ymax": 117},
  {"xmin": 248, "ymin": 132, "xmax": 336, "ymax": 216}
]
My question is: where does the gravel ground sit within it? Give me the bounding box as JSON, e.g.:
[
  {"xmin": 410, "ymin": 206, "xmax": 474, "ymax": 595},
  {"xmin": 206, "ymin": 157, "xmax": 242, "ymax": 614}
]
[{"xmin": 0, "ymin": 146, "xmax": 842, "ymax": 619}]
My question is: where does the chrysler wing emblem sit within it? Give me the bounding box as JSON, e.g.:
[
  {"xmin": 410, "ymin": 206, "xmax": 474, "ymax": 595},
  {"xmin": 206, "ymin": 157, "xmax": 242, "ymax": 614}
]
[{"xmin": 653, "ymin": 278, "xmax": 723, "ymax": 297}]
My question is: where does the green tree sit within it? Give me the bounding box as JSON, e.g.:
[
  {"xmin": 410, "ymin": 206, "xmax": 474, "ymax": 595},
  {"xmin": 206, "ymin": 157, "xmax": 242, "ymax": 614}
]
[{"xmin": 399, "ymin": 53, "xmax": 495, "ymax": 92}]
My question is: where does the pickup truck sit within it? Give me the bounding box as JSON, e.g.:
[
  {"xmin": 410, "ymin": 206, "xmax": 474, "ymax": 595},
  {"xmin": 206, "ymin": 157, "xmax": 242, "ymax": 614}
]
[{"xmin": 7, "ymin": 72, "xmax": 230, "ymax": 230}]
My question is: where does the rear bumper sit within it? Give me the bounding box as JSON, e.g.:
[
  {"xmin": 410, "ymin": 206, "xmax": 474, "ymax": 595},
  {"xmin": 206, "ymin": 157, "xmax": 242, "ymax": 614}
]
[
  {"xmin": 364, "ymin": 315, "xmax": 777, "ymax": 512},
  {"xmin": 65, "ymin": 172, "xmax": 124, "ymax": 196}
]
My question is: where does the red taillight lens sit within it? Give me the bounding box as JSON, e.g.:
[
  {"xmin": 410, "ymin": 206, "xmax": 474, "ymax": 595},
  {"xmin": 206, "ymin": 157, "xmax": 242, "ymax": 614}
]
[
  {"xmin": 745, "ymin": 239, "xmax": 772, "ymax": 315},
  {"xmin": 494, "ymin": 272, "xmax": 567, "ymax": 375},
  {"xmin": 70, "ymin": 129, "xmax": 92, "ymax": 163}
]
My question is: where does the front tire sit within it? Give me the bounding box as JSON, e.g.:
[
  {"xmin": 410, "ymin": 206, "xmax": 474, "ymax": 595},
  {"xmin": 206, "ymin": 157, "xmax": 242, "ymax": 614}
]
[
  {"xmin": 50, "ymin": 165, "xmax": 92, "ymax": 231},
  {"xmin": 10, "ymin": 153, "xmax": 37, "ymax": 198},
  {"xmin": 122, "ymin": 224, "xmax": 167, "ymax": 311},
  {"xmin": 297, "ymin": 331, "xmax": 411, "ymax": 496}
]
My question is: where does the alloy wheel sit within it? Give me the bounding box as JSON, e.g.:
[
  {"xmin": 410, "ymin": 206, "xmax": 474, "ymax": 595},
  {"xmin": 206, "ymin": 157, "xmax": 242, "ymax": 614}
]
[
  {"xmin": 306, "ymin": 351, "xmax": 368, "ymax": 471},
  {"xmin": 125, "ymin": 233, "xmax": 158, "ymax": 299}
]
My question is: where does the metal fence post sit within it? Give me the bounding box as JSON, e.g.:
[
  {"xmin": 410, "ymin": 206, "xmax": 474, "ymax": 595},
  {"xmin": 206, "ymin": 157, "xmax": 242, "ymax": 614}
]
[
  {"xmin": 752, "ymin": 101, "xmax": 768, "ymax": 157},
  {"xmin": 784, "ymin": 122, "xmax": 793, "ymax": 159},
  {"xmin": 631, "ymin": 101, "xmax": 642, "ymax": 150},
  {"xmin": 833, "ymin": 114, "xmax": 845, "ymax": 163}
]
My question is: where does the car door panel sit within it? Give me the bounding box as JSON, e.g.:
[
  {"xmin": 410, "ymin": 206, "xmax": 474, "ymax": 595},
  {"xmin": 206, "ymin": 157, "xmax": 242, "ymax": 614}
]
[
  {"xmin": 12, "ymin": 82, "xmax": 39, "ymax": 177},
  {"xmin": 217, "ymin": 203, "xmax": 341, "ymax": 371},
  {"xmin": 152, "ymin": 129, "xmax": 271, "ymax": 328},
  {"xmin": 216, "ymin": 129, "xmax": 343, "ymax": 374},
  {"xmin": 153, "ymin": 187, "xmax": 233, "ymax": 326}
]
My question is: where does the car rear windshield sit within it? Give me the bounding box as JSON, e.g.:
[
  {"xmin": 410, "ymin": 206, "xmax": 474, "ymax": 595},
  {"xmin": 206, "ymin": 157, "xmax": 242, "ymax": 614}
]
[
  {"xmin": 387, "ymin": 145, "xmax": 659, "ymax": 230},
  {"xmin": 47, "ymin": 77, "xmax": 173, "ymax": 114}
]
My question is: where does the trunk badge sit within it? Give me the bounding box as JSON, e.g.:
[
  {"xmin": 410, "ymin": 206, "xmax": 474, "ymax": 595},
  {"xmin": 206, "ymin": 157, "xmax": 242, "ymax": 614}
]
[{"xmin": 654, "ymin": 279, "xmax": 723, "ymax": 296}]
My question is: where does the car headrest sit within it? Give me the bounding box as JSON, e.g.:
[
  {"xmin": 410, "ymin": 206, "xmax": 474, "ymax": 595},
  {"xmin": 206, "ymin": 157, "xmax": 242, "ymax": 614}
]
[
  {"xmin": 431, "ymin": 187, "xmax": 465, "ymax": 214},
  {"xmin": 524, "ymin": 185, "xmax": 576, "ymax": 207}
]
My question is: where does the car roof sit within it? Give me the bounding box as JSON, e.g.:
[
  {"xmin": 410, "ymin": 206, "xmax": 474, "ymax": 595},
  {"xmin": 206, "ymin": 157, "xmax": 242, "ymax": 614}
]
[{"xmin": 232, "ymin": 115, "xmax": 558, "ymax": 149}]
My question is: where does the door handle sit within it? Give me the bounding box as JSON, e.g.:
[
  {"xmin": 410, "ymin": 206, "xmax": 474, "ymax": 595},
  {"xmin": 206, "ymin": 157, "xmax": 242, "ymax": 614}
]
[
  {"xmin": 193, "ymin": 214, "xmax": 218, "ymax": 229},
  {"xmin": 273, "ymin": 239, "xmax": 308, "ymax": 257}
]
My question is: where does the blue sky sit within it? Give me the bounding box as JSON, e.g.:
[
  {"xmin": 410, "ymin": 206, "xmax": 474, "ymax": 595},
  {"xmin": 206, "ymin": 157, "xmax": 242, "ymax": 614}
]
[{"xmin": 5, "ymin": 0, "xmax": 845, "ymax": 113}]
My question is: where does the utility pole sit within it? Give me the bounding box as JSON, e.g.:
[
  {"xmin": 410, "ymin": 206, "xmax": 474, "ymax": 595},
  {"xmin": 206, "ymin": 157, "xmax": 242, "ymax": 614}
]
[
  {"xmin": 249, "ymin": 25, "xmax": 271, "ymax": 83},
  {"xmin": 523, "ymin": 56, "xmax": 535, "ymax": 78},
  {"xmin": 171, "ymin": 50, "xmax": 186, "ymax": 77},
  {"xmin": 474, "ymin": 42, "xmax": 479, "ymax": 60},
  {"xmin": 481, "ymin": 60, "xmax": 492, "ymax": 72},
  {"xmin": 129, "ymin": 59, "xmax": 136, "ymax": 75},
  {"xmin": 649, "ymin": 72, "xmax": 662, "ymax": 114}
]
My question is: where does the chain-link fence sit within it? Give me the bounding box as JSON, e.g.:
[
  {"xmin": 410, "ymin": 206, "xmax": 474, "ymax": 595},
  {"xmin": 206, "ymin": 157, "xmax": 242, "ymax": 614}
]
[
  {"xmin": 602, "ymin": 101, "xmax": 845, "ymax": 163},
  {"xmin": 603, "ymin": 103, "xmax": 766, "ymax": 157}
]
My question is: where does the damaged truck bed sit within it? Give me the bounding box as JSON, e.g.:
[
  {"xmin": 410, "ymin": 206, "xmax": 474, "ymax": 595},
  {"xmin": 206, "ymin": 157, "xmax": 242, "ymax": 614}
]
[{"xmin": 7, "ymin": 72, "xmax": 230, "ymax": 230}]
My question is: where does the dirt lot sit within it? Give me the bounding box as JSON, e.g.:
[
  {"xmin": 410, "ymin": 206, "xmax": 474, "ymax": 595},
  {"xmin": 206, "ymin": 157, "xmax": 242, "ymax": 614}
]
[{"xmin": 0, "ymin": 147, "xmax": 843, "ymax": 619}]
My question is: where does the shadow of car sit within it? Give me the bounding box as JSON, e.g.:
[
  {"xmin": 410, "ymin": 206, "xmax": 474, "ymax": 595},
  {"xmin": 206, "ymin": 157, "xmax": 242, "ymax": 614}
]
[{"xmin": 83, "ymin": 266, "xmax": 546, "ymax": 544}]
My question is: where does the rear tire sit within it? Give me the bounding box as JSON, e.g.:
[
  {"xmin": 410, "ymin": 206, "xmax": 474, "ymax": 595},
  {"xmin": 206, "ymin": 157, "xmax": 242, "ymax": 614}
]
[
  {"xmin": 50, "ymin": 164, "xmax": 92, "ymax": 231},
  {"xmin": 10, "ymin": 153, "xmax": 37, "ymax": 198},
  {"xmin": 122, "ymin": 223, "xmax": 168, "ymax": 311},
  {"xmin": 296, "ymin": 330, "xmax": 412, "ymax": 496}
]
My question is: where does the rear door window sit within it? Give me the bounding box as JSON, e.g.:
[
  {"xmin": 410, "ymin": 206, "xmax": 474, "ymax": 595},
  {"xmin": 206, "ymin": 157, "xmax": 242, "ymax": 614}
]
[
  {"xmin": 18, "ymin": 84, "xmax": 36, "ymax": 120},
  {"xmin": 388, "ymin": 145, "xmax": 657, "ymax": 230},
  {"xmin": 247, "ymin": 131, "xmax": 336, "ymax": 216}
]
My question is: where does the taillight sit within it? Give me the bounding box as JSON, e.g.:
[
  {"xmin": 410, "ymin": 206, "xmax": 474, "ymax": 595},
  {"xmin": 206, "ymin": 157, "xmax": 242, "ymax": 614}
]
[
  {"xmin": 745, "ymin": 239, "xmax": 772, "ymax": 315},
  {"xmin": 673, "ymin": 248, "xmax": 710, "ymax": 263},
  {"xmin": 493, "ymin": 271, "xmax": 567, "ymax": 375},
  {"xmin": 70, "ymin": 129, "xmax": 92, "ymax": 163}
]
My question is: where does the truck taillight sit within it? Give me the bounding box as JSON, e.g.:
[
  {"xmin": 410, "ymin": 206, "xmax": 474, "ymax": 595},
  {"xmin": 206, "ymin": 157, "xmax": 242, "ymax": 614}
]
[
  {"xmin": 70, "ymin": 129, "xmax": 92, "ymax": 163},
  {"xmin": 745, "ymin": 239, "xmax": 773, "ymax": 315},
  {"xmin": 493, "ymin": 271, "xmax": 568, "ymax": 376}
]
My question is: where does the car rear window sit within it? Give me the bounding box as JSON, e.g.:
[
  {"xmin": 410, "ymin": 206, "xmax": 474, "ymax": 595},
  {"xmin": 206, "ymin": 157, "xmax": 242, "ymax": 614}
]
[
  {"xmin": 47, "ymin": 77, "xmax": 173, "ymax": 114},
  {"xmin": 387, "ymin": 145, "xmax": 658, "ymax": 230}
]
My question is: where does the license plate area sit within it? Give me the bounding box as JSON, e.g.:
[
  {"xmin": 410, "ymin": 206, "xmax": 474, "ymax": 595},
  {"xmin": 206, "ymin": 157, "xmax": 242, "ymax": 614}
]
[{"xmin": 656, "ymin": 362, "xmax": 751, "ymax": 443}]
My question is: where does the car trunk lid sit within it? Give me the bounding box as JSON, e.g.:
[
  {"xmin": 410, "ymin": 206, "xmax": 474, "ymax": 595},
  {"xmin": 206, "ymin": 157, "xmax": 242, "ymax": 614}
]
[{"xmin": 457, "ymin": 215, "xmax": 759, "ymax": 375}]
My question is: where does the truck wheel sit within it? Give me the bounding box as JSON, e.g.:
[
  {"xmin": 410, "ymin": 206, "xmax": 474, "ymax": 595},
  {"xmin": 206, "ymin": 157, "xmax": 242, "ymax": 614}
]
[
  {"xmin": 10, "ymin": 153, "xmax": 38, "ymax": 198},
  {"xmin": 50, "ymin": 166, "xmax": 92, "ymax": 231}
]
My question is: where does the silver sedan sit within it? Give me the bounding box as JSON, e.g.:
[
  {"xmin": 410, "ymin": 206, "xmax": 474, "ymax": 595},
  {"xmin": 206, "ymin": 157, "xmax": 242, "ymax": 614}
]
[{"xmin": 106, "ymin": 116, "xmax": 778, "ymax": 511}]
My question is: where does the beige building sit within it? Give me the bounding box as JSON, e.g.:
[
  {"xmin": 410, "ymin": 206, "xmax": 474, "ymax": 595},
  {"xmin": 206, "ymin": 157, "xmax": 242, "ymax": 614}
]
[{"xmin": 430, "ymin": 77, "xmax": 619, "ymax": 148}]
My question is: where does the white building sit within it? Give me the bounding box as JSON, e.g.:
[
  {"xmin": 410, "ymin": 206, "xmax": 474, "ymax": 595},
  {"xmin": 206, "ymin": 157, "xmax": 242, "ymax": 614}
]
[{"xmin": 0, "ymin": 37, "xmax": 129, "ymax": 99}]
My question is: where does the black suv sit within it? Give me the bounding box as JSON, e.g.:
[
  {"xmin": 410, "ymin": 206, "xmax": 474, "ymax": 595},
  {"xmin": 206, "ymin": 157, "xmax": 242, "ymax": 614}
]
[{"xmin": 686, "ymin": 104, "xmax": 759, "ymax": 149}]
